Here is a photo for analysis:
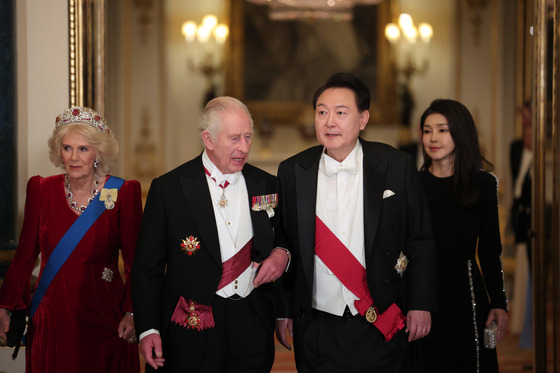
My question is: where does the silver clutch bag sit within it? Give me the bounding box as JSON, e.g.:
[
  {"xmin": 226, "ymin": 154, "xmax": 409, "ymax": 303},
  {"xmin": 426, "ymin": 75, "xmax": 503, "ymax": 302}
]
[{"xmin": 484, "ymin": 321, "xmax": 498, "ymax": 349}]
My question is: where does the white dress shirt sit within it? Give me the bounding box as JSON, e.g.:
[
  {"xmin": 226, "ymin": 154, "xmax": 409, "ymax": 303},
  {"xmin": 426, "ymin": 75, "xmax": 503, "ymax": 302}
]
[
  {"xmin": 514, "ymin": 147, "xmax": 532, "ymax": 199},
  {"xmin": 313, "ymin": 140, "xmax": 366, "ymax": 317},
  {"xmin": 202, "ymin": 151, "xmax": 256, "ymax": 299}
]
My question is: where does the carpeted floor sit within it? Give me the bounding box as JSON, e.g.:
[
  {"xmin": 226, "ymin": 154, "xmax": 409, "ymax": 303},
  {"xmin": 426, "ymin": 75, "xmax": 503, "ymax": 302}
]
[
  {"xmin": 136, "ymin": 328, "xmax": 534, "ymax": 372},
  {"xmin": 271, "ymin": 331, "xmax": 534, "ymax": 373}
]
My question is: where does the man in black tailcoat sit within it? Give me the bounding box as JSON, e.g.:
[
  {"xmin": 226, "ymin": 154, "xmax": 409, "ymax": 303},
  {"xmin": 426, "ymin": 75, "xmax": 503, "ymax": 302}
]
[
  {"xmin": 275, "ymin": 73, "xmax": 436, "ymax": 372},
  {"xmin": 132, "ymin": 96, "xmax": 289, "ymax": 372}
]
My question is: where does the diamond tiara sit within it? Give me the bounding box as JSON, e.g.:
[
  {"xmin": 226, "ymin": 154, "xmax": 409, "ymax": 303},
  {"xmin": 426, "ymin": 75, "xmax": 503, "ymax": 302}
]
[{"xmin": 55, "ymin": 106, "xmax": 110, "ymax": 134}]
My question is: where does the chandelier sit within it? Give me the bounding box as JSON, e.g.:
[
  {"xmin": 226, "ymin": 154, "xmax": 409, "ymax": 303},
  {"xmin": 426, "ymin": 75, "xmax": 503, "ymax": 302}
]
[{"xmin": 246, "ymin": 0, "xmax": 384, "ymax": 21}]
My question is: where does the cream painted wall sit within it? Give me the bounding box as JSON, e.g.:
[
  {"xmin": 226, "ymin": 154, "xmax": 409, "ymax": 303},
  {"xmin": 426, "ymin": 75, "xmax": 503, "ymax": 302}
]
[
  {"xmin": 106, "ymin": 0, "xmax": 167, "ymax": 197},
  {"xmin": 165, "ymin": 0, "xmax": 229, "ymax": 171},
  {"xmin": 456, "ymin": 0, "xmax": 517, "ymax": 206},
  {"xmin": 401, "ymin": 0, "xmax": 456, "ymax": 133},
  {"xmin": 17, "ymin": 0, "xmax": 69, "ymax": 214}
]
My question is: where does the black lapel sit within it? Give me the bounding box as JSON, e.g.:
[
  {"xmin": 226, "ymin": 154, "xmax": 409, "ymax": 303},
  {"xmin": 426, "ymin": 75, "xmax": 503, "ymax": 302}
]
[
  {"xmin": 243, "ymin": 166, "xmax": 273, "ymax": 260},
  {"xmin": 295, "ymin": 148, "xmax": 321, "ymax": 295},
  {"xmin": 180, "ymin": 156, "xmax": 222, "ymax": 267},
  {"xmin": 361, "ymin": 140, "xmax": 388, "ymax": 257}
]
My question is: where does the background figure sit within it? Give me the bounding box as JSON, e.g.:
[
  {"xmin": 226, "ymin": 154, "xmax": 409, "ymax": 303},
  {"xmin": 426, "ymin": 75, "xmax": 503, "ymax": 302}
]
[
  {"xmin": 0, "ymin": 107, "xmax": 141, "ymax": 372},
  {"xmin": 510, "ymin": 102, "xmax": 533, "ymax": 349},
  {"xmin": 275, "ymin": 72, "xmax": 436, "ymax": 373},
  {"xmin": 131, "ymin": 96, "xmax": 289, "ymax": 372},
  {"xmin": 399, "ymin": 82, "xmax": 415, "ymax": 128},
  {"xmin": 397, "ymin": 125, "xmax": 423, "ymax": 170},
  {"xmin": 417, "ymin": 99, "xmax": 509, "ymax": 372}
]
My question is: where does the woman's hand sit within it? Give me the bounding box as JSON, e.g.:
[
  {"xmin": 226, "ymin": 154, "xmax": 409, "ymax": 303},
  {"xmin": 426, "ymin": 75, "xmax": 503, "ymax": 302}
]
[
  {"xmin": 118, "ymin": 312, "xmax": 137, "ymax": 343},
  {"xmin": 0, "ymin": 308, "xmax": 10, "ymax": 343},
  {"xmin": 486, "ymin": 308, "xmax": 509, "ymax": 343}
]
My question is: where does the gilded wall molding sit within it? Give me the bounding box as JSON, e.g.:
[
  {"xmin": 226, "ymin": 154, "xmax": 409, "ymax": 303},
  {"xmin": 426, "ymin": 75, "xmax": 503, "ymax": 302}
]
[
  {"xmin": 68, "ymin": 0, "xmax": 106, "ymax": 113},
  {"xmin": 68, "ymin": 0, "xmax": 81, "ymax": 107}
]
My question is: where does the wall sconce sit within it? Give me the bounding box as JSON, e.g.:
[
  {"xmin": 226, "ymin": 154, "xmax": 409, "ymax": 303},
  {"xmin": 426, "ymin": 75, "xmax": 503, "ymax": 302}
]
[
  {"xmin": 385, "ymin": 14, "xmax": 433, "ymax": 81},
  {"xmin": 181, "ymin": 15, "xmax": 229, "ymax": 103},
  {"xmin": 385, "ymin": 14, "xmax": 432, "ymax": 126}
]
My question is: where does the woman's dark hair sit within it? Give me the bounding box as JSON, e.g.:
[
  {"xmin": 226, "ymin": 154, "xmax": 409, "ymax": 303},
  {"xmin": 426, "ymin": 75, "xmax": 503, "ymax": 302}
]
[
  {"xmin": 312, "ymin": 72, "xmax": 371, "ymax": 112},
  {"xmin": 420, "ymin": 99, "xmax": 494, "ymax": 205}
]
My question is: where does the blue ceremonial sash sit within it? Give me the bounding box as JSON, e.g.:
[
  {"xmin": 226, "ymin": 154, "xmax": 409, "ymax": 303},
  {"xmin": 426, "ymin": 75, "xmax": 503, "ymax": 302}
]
[{"xmin": 29, "ymin": 176, "xmax": 125, "ymax": 318}]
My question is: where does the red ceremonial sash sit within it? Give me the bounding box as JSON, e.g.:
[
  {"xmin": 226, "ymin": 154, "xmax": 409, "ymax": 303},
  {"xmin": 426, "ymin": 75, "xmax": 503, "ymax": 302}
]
[
  {"xmin": 315, "ymin": 216, "xmax": 406, "ymax": 341},
  {"xmin": 216, "ymin": 238, "xmax": 254, "ymax": 290},
  {"xmin": 171, "ymin": 239, "xmax": 254, "ymax": 331}
]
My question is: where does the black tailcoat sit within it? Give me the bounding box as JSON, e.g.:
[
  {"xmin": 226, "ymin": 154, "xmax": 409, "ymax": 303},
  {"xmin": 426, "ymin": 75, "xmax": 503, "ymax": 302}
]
[
  {"xmin": 131, "ymin": 154, "xmax": 280, "ymax": 371},
  {"xmin": 276, "ymin": 139, "xmax": 436, "ymax": 370}
]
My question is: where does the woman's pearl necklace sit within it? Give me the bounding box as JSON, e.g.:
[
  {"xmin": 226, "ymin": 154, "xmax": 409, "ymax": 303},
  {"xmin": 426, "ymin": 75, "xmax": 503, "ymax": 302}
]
[{"xmin": 66, "ymin": 174, "xmax": 99, "ymax": 213}]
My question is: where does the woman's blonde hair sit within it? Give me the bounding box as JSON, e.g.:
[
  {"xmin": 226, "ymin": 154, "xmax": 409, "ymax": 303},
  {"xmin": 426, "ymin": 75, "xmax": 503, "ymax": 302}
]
[{"xmin": 48, "ymin": 123, "xmax": 119, "ymax": 177}]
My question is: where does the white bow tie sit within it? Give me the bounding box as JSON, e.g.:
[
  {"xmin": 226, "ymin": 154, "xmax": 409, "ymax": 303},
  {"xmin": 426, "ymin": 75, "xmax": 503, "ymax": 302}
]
[
  {"xmin": 325, "ymin": 161, "xmax": 357, "ymax": 177},
  {"xmin": 212, "ymin": 171, "xmax": 239, "ymax": 187}
]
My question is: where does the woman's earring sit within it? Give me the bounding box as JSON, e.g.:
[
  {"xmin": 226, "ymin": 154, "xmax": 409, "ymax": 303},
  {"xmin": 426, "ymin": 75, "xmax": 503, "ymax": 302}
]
[{"xmin": 94, "ymin": 159, "xmax": 100, "ymax": 168}]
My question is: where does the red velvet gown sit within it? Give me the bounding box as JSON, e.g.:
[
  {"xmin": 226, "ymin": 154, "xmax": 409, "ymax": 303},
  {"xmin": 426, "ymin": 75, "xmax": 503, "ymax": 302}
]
[{"xmin": 0, "ymin": 174, "xmax": 142, "ymax": 372}]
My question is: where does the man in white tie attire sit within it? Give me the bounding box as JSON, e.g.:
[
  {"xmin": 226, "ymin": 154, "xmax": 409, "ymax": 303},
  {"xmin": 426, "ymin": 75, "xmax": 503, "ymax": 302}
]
[
  {"xmin": 275, "ymin": 73, "xmax": 436, "ymax": 373},
  {"xmin": 132, "ymin": 96, "xmax": 289, "ymax": 372}
]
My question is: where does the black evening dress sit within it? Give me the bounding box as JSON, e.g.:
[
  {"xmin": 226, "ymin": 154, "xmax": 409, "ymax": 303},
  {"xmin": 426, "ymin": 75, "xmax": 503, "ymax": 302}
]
[{"xmin": 418, "ymin": 170, "xmax": 508, "ymax": 373}]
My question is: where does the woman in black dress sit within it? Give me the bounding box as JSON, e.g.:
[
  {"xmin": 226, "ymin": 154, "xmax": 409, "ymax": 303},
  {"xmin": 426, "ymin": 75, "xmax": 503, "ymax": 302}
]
[{"xmin": 417, "ymin": 99, "xmax": 509, "ymax": 372}]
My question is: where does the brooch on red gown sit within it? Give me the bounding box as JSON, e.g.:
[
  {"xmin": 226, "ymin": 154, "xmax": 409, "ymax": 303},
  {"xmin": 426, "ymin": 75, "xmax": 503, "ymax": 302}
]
[
  {"xmin": 181, "ymin": 236, "xmax": 200, "ymax": 255},
  {"xmin": 100, "ymin": 188, "xmax": 118, "ymax": 210},
  {"xmin": 102, "ymin": 267, "xmax": 114, "ymax": 282}
]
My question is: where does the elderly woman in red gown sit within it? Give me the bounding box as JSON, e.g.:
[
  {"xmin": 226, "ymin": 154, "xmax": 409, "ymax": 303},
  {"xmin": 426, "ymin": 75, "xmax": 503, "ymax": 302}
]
[{"xmin": 0, "ymin": 107, "xmax": 142, "ymax": 372}]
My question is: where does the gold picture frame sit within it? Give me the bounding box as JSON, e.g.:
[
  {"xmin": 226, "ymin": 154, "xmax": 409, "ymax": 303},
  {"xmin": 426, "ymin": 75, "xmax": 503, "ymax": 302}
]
[
  {"xmin": 224, "ymin": 0, "xmax": 398, "ymax": 127},
  {"xmin": 68, "ymin": 0, "xmax": 106, "ymax": 114}
]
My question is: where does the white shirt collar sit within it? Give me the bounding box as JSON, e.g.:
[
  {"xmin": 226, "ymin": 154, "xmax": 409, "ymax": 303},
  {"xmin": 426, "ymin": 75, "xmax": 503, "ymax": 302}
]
[
  {"xmin": 321, "ymin": 140, "xmax": 361, "ymax": 176},
  {"xmin": 202, "ymin": 150, "xmax": 240, "ymax": 186}
]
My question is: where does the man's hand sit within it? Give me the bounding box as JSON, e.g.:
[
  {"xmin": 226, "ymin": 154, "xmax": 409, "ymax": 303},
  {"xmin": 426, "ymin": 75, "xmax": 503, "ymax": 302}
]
[
  {"xmin": 0, "ymin": 308, "xmax": 10, "ymax": 343},
  {"xmin": 139, "ymin": 333, "xmax": 165, "ymax": 370},
  {"xmin": 406, "ymin": 310, "xmax": 431, "ymax": 341},
  {"xmin": 275, "ymin": 318, "xmax": 293, "ymax": 350},
  {"xmin": 253, "ymin": 248, "xmax": 289, "ymax": 287}
]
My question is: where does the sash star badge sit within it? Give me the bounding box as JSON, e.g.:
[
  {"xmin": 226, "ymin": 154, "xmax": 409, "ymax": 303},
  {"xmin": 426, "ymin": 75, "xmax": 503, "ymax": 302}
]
[
  {"xmin": 171, "ymin": 296, "xmax": 215, "ymax": 331},
  {"xmin": 394, "ymin": 252, "xmax": 409, "ymax": 277},
  {"xmin": 181, "ymin": 236, "xmax": 200, "ymax": 256},
  {"xmin": 187, "ymin": 302, "xmax": 200, "ymax": 329},
  {"xmin": 365, "ymin": 306, "xmax": 378, "ymax": 323},
  {"xmin": 252, "ymin": 193, "xmax": 278, "ymax": 218}
]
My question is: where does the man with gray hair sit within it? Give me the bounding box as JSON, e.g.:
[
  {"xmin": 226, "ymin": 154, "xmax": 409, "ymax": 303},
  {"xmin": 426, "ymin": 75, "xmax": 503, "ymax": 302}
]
[{"xmin": 132, "ymin": 96, "xmax": 289, "ymax": 372}]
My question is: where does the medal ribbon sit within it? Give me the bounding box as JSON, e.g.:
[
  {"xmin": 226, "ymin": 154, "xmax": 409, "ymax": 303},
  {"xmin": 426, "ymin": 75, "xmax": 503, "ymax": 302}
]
[
  {"xmin": 315, "ymin": 216, "xmax": 406, "ymax": 341},
  {"xmin": 217, "ymin": 238, "xmax": 253, "ymax": 290}
]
